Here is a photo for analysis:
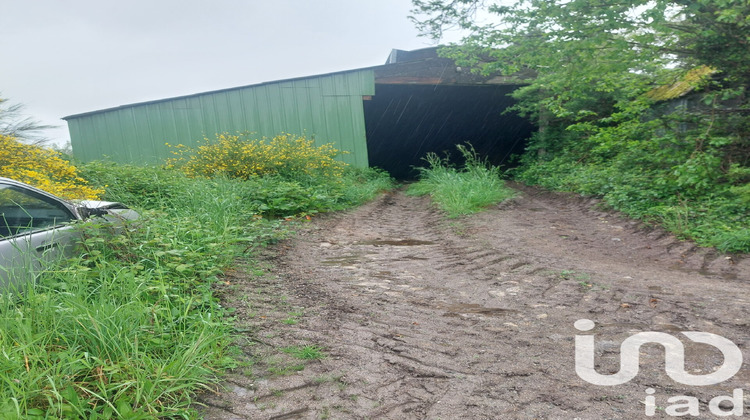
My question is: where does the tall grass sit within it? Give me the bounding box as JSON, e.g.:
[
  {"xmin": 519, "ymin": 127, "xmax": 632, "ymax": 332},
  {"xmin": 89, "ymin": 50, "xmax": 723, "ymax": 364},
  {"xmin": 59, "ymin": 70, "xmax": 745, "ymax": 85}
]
[
  {"xmin": 0, "ymin": 163, "xmax": 392, "ymax": 418},
  {"xmin": 407, "ymin": 144, "xmax": 515, "ymax": 217},
  {"xmin": 515, "ymin": 153, "xmax": 750, "ymax": 253}
]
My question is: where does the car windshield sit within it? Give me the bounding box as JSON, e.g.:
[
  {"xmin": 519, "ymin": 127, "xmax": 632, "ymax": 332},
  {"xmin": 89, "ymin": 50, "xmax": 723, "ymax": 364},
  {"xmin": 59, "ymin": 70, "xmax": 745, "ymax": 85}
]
[{"xmin": 0, "ymin": 185, "xmax": 76, "ymax": 238}]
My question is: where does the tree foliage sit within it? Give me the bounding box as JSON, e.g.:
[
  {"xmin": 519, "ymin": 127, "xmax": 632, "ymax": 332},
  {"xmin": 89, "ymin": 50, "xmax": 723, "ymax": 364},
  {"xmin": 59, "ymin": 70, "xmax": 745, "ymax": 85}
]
[
  {"xmin": 0, "ymin": 95, "xmax": 54, "ymax": 145},
  {"xmin": 411, "ymin": 0, "xmax": 750, "ymax": 252},
  {"xmin": 411, "ymin": 0, "xmax": 749, "ymax": 117}
]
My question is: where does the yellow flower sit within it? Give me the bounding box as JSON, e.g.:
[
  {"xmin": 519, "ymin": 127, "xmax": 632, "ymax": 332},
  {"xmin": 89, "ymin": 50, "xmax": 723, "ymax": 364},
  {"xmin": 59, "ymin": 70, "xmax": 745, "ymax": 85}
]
[
  {"xmin": 0, "ymin": 134, "xmax": 103, "ymax": 199},
  {"xmin": 165, "ymin": 132, "xmax": 348, "ymax": 182}
]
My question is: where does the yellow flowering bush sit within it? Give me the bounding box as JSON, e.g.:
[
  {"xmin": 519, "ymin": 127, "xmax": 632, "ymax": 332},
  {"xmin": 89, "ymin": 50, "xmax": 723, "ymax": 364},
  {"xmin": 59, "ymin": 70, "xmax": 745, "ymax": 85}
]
[
  {"xmin": 0, "ymin": 134, "xmax": 103, "ymax": 200},
  {"xmin": 166, "ymin": 132, "xmax": 348, "ymax": 183}
]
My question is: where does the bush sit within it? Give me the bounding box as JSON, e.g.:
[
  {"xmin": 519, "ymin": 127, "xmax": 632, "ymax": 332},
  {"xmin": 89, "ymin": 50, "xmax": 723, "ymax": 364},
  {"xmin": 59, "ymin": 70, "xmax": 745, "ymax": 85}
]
[
  {"xmin": 80, "ymin": 163, "xmax": 393, "ymax": 218},
  {"xmin": 166, "ymin": 132, "xmax": 347, "ymax": 185},
  {"xmin": 0, "ymin": 134, "xmax": 102, "ymax": 200},
  {"xmin": 78, "ymin": 162, "xmax": 189, "ymax": 210},
  {"xmin": 0, "ymin": 172, "xmax": 272, "ymax": 417},
  {"xmin": 0, "ymin": 158, "xmax": 393, "ymax": 417},
  {"xmin": 408, "ymin": 144, "xmax": 515, "ymax": 217},
  {"xmin": 513, "ymin": 123, "xmax": 750, "ymax": 253},
  {"xmin": 336, "ymin": 167, "xmax": 395, "ymax": 206}
]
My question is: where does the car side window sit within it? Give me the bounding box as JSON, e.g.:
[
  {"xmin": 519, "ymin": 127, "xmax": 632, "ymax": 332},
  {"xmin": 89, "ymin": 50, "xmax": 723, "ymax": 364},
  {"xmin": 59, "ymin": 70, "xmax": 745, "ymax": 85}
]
[{"xmin": 0, "ymin": 185, "xmax": 76, "ymax": 238}]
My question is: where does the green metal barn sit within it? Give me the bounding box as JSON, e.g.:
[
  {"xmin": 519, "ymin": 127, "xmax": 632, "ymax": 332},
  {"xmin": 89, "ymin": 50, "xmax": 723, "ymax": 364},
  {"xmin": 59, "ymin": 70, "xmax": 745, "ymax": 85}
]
[
  {"xmin": 64, "ymin": 69, "xmax": 375, "ymax": 167},
  {"xmin": 64, "ymin": 48, "xmax": 534, "ymax": 178}
]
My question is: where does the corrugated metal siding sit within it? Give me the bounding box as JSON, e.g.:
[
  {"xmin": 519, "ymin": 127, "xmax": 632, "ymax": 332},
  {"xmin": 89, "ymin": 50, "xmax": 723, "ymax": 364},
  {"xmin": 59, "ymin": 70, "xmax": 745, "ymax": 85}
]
[{"xmin": 66, "ymin": 70, "xmax": 375, "ymax": 167}]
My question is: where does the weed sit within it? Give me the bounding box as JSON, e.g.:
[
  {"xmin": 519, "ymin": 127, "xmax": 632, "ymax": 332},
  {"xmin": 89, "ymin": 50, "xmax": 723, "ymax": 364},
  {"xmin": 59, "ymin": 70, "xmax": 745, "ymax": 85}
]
[
  {"xmin": 81, "ymin": 162, "xmax": 393, "ymax": 219},
  {"xmin": 282, "ymin": 345, "xmax": 327, "ymax": 360},
  {"xmin": 574, "ymin": 272, "xmax": 591, "ymax": 281},
  {"xmin": 281, "ymin": 310, "xmax": 304, "ymax": 325},
  {"xmin": 0, "ymin": 157, "xmax": 392, "ymax": 417},
  {"xmin": 557, "ymin": 270, "xmax": 576, "ymax": 280},
  {"xmin": 257, "ymin": 402, "xmax": 277, "ymax": 411},
  {"xmin": 513, "ymin": 119, "xmax": 750, "ymax": 253},
  {"xmin": 557, "ymin": 270, "xmax": 591, "ymax": 281},
  {"xmin": 579, "ymin": 281, "xmax": 609, "ymax": 292},
  {"xmin": 407, "ymin": 144, "xmax": 515, "ymax": 218},
  {"xmin": 267, "ymin": 363, "xmax": 306, "ymax": 376}
]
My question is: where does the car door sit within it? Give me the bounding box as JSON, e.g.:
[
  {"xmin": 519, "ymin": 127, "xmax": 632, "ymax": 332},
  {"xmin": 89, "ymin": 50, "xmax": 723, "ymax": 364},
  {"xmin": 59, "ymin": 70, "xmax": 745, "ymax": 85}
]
[{"xmin": 0, "ymin": 183, "xmax": 79, "ymax": 291}]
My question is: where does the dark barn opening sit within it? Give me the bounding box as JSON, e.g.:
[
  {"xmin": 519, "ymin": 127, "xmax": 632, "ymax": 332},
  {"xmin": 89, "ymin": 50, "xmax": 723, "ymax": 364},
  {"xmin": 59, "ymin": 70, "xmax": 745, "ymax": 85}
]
[{"xmin": 364, "ymin": 84, "xmax": 534, "ymax": 179}]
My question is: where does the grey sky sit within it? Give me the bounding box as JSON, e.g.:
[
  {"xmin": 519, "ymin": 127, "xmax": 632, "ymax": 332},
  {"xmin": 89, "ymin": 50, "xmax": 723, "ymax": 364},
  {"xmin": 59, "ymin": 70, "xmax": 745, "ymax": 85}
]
[{"xmin": 1, "ymin": 0, "xmax": 452, "ymax": 146}]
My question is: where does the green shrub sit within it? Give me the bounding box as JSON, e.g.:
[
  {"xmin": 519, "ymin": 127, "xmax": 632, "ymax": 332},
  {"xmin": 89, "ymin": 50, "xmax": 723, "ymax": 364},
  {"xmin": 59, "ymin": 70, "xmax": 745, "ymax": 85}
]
[
  {"xmin": 513, "ymin": 121, "xmax": 750, "ymax": 253},
  {"xmin": 0, "ymin": 159, "xmax": 392, "ymax": 417},
  {"xmin": 408, "ymin": 144, "xmax": 515, "ymax": 217},
  {"xmin": 0, "ymin": 177, "xmax": 265, "ymax": 417},
  {"xmin": 166, "ymin": 132, "xmax": 347, "ymax": 186}
]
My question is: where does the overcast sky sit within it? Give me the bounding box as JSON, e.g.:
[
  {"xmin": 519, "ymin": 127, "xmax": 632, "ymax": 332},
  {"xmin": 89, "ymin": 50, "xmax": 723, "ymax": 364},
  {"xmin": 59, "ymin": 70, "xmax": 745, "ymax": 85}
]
[{"xmin": 1, "ymin": 0, "xmax": 458, "ymax": 146}]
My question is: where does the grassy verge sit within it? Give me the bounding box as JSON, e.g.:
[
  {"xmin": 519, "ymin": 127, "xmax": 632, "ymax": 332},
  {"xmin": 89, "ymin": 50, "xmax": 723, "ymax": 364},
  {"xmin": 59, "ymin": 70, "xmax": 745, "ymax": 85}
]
[
  {"xmin": 514, "ymin": 155, "xmax": 750, "ymax": 253},
  {"xmin": 0, "ymin": 163, "xmax": 392, "ymax": 418},
  {"xmin": 407, "ymin": 144, "xmax": 516, "ymax": 218}
]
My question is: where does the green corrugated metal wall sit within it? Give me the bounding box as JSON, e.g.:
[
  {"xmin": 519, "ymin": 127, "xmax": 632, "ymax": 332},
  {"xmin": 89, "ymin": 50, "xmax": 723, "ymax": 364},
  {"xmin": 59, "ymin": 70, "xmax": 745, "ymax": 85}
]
[{"xmin": 65, "ymin": 69, "xmax": 375, "ymax": 167}]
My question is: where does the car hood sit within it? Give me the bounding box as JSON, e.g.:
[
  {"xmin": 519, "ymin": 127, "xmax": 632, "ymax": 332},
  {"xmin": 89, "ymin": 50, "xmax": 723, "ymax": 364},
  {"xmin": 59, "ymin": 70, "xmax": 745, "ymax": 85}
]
[
  {"xmin": 75, "ymin": 200, "xmax": 140, "ymax": 221},
  {"xmin": 76, "ymin": 200, "xmax": 128, "ymax": 209}
]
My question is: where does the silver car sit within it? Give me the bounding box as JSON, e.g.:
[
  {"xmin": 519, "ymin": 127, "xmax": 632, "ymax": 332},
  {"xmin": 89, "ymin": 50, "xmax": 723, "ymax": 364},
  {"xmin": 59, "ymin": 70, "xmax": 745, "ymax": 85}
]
[{"xmin": 0, "ymin": 177, "xmax": 137, "ymax": 291}]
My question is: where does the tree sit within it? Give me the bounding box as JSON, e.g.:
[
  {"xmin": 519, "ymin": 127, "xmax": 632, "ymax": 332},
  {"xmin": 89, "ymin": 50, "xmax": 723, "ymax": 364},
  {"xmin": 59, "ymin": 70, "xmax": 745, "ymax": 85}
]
[
  {"xmin": 410, "ymin": 0, "xmax": 750, "ymax": 252},
  {"xmin": 0, "ymin": 95, "xmax": 54, "ymax": 145},
  {"xmin": 410, "ymin": 0, "xmax": 750, "ymax": 166},
  {"xmin": 410, "ymin": 0, "xmax": 749, "ymax": 121}
]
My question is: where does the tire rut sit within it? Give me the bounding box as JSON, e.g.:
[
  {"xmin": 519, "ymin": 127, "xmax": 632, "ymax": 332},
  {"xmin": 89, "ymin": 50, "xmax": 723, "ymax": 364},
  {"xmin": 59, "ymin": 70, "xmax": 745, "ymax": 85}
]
[{"xmin": 202, "ymin": 188, "xmax": 750, "ymax": 420}]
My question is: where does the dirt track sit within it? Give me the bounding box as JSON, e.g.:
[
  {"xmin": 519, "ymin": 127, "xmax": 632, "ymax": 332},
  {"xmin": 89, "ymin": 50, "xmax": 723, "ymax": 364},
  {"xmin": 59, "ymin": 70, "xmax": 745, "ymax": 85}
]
[{"xmin": 201, "ymin": 185, "xmax": 750, "ymax": 419}]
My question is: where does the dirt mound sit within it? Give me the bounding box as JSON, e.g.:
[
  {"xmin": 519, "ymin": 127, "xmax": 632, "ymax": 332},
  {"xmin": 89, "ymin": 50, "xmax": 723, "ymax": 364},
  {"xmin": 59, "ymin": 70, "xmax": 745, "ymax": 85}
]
[{"xmin": 201, "ymin": 186, "xmax": 749, "ymax": 419}]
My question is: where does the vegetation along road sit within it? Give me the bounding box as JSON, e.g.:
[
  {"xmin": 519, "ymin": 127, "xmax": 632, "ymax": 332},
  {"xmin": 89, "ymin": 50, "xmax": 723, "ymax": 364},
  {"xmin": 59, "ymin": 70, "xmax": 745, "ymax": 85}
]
[
  {"xmin": 3, "ymin": 0, "xmax": 749, "ymax": 417},
  {"xmin": 201, "ymin": 185, "xmax": 750, "ymax": 419}
]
